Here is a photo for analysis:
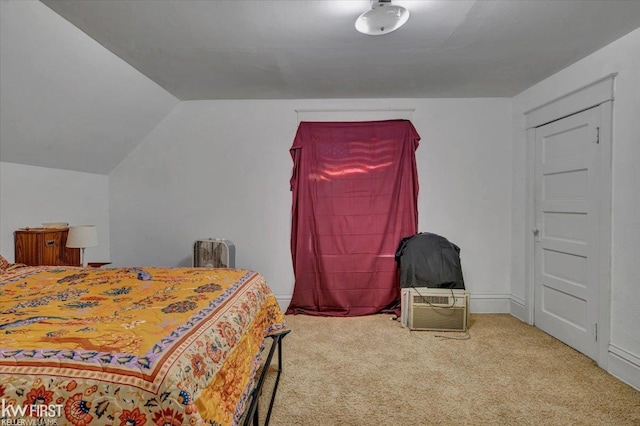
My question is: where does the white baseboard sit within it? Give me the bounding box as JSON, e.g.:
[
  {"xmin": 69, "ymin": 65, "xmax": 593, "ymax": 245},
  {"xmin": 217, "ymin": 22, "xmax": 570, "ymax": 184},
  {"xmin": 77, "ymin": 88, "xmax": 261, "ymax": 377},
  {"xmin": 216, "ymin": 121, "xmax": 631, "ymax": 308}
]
[
  {"xmin": 276, "ymin": 293, "xmax": 510, "ymax": 314},
  {"xmin": 509, "ymin": 295, "xmax": 529, "ymax": 323},
  {"xmin": 608, "ymin": 344, "xmax": 640, "ymax": 391},
  {"xmin": 469, "ymin": 293, "xmax": 510, "ymax": 313},
  {"xmin": 275, "ymin": 295, "xmax": 291, "ymax": 313}
]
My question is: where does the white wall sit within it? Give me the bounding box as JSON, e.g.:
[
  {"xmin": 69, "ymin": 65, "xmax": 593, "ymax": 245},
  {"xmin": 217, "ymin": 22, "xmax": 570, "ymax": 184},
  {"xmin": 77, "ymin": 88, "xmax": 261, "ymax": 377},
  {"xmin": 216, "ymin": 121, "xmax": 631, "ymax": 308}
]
[
  {"xmin": 109, "ymin": 98, "xmax": 513, "ymax": 312},
  {"xmin": 0, "ymin": 162, "xmax": 110, "ymax": 264},
  {"xmin": 510, "ymin": 28, "xmax": 640, "ymax": 389}
]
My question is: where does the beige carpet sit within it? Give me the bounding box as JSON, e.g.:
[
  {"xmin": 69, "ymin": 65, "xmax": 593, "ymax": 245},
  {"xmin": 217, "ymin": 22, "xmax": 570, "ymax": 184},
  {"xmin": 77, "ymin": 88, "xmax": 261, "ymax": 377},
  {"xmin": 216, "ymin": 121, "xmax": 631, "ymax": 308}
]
[{"xmin": 259, "ymin": 314, "xmax": 640, "ymax": 426}]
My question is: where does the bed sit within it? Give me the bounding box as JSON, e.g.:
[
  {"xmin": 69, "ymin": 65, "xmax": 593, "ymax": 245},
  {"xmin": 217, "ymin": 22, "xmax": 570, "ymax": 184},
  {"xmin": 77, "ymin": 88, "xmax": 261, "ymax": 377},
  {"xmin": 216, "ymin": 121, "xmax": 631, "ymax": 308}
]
[{"xmin": 0, "ymin": 260, "xmax": 288, "ymax": 426}]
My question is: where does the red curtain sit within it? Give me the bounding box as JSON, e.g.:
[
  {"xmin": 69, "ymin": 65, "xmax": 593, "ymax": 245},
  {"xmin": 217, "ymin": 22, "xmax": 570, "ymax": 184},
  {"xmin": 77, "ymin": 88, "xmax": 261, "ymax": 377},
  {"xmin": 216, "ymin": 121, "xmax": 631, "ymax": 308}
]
[{"xmin": 287, "ymin": 120, "xmax": 420, "ymax": 316}]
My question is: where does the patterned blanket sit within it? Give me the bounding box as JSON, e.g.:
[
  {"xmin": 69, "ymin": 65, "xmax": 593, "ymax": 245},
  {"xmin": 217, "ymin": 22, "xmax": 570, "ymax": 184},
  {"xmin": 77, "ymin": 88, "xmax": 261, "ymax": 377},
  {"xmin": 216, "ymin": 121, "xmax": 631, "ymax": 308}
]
[{"xmin": 0, "ymin": 266, "xmax": 287, "ymax": 425}]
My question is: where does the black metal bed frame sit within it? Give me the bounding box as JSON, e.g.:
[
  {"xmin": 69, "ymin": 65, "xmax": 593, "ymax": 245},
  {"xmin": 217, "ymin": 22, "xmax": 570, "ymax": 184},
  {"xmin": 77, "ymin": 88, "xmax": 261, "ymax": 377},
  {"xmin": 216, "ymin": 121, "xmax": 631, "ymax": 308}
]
[{"xmin": 241, "ymin": 330, "xmax": 290, "ymax": 426}]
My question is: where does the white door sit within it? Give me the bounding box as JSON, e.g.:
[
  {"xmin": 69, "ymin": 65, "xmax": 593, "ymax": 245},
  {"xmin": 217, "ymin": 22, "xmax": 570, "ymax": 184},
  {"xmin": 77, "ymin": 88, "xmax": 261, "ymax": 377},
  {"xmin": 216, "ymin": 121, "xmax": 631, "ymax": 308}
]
[{"xmin": 534, "ymin": 107, "xmax": 601, "ymax": 360}]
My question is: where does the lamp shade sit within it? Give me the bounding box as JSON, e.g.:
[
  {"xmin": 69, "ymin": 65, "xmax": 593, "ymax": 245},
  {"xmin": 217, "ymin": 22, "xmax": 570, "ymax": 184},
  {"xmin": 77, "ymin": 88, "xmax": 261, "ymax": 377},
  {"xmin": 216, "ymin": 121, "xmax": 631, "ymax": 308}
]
[{"xmin": 66, "ymin": 225, "xmax": 98, "ymax": 249}]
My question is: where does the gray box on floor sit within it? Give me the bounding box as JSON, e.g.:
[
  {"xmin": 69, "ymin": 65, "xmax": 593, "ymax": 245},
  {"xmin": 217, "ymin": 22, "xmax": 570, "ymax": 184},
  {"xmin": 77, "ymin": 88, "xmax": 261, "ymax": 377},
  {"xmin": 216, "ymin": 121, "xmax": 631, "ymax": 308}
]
[
  {"xmin": 193, "ymin": 238, "xmax": 235, "ymax": 268},
  {"xmin": 401, "ymin": 288, "xmax": 469, "ymax": 331}
]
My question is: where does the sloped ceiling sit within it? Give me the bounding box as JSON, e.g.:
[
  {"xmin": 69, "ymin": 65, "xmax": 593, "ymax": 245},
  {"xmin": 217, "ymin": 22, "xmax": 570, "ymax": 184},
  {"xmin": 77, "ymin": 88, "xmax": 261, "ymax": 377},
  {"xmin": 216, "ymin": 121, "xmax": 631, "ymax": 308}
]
[
  {"xmin": 1, "ymin": 1, "xmax": 640, "ymax": 174},
  {"xmin": 0, "ymin": 1, "xmax": 179, "ymax": 174}
]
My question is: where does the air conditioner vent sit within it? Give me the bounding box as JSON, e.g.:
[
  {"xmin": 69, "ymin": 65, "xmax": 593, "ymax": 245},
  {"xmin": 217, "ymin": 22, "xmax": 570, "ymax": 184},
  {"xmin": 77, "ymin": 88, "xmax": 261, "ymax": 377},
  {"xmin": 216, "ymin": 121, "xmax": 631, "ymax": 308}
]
[{"xmin": 414, "ymin": 295, "xmax": 450, "ymax": 305}]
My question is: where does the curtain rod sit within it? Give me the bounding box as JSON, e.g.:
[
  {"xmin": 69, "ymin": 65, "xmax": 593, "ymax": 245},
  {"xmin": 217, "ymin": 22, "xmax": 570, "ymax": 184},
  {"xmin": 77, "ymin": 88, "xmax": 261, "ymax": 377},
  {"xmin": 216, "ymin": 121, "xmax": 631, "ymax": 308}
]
[{"xmin": 294, "ymin": 108, "xmax": 416, "ymax": 113}]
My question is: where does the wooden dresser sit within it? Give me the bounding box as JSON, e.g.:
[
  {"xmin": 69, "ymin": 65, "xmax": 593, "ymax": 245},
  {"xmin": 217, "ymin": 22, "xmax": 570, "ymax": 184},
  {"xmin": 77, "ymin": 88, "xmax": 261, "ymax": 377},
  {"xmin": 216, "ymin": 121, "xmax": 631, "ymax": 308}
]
[{"xmin": 14, "ymin": 228, "xmax": 81, "ymax": 266}]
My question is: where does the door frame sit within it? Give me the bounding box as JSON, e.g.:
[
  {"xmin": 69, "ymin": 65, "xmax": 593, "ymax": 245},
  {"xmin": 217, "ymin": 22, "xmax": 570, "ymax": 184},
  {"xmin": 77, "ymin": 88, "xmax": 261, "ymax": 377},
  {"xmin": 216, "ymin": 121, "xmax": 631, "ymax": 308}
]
[{"xmin": 523, "ymin": 73, "xmax": 615, "ymax": 368}]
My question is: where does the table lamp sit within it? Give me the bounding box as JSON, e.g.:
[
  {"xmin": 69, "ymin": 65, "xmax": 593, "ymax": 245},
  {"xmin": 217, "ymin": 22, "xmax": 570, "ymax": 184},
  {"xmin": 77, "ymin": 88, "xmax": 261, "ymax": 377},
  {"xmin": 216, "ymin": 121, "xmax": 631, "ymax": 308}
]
[{"xmin": 66, "ymin": 225, "xmax": 98, "ymax": 267}]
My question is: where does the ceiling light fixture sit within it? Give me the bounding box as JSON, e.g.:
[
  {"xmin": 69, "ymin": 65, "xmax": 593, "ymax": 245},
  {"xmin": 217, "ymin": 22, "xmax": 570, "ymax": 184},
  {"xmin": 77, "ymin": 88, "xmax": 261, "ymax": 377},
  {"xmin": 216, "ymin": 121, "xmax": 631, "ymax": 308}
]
[{"xmin": 355, "ymin": 0, "xmax": 410, "ymax": 36}]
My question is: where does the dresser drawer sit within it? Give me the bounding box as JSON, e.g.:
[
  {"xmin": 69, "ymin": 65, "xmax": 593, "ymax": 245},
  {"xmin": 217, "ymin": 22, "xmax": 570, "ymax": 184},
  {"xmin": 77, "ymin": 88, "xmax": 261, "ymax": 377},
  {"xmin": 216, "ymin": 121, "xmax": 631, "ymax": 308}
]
[{"xmin": 14, "ymin": 228, "xmax": 80, "ymax": 266}]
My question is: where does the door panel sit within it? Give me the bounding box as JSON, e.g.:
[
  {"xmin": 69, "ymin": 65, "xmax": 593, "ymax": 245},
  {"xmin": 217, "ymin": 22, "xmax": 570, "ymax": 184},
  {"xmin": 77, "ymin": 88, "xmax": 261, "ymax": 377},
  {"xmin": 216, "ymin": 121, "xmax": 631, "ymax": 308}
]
[
  {"xmin": 542, "ymin": 249, "xmax": 587, "ymax": 288},
  {"xmin": 542, "ymin": 285, "xmax": 586, "ymax": 328},
  {"xmin": 542, "ymin": 122, "xmax": 590, "ymax": 159},
  {"xmin": 543, "ymin": 169, "xmax": 588, "ymax": 199},
  {"xmin": 543, "ymin": 211, "xmax": 587, "ymax": 242},
  {"xmin": 534, "ymin": 107, "xmax": 600, "ymax": 360}
]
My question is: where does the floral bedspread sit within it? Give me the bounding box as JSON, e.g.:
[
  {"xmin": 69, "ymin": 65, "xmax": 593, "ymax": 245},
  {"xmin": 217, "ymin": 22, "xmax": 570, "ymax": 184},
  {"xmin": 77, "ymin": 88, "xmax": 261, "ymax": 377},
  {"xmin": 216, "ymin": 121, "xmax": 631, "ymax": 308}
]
[{"xmin": 0, "ymin": 266, "xmax": 287, "ymax": 425}]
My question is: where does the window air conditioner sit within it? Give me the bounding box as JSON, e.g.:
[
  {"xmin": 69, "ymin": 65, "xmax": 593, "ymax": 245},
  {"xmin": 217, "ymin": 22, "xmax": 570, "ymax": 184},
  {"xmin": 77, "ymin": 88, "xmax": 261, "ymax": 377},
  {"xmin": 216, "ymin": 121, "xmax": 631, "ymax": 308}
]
[
  {"xmin": 193, "ymin": 238, "xmax": 235, "ymax": 268},
  {"xmin": 401, "ymin": 288, "xmax": 469, "ymax": 331}
]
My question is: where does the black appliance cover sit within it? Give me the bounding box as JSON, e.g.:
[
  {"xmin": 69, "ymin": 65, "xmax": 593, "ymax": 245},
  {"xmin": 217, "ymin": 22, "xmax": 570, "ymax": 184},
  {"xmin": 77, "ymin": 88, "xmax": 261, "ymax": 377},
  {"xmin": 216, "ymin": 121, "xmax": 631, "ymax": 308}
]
[{"xmin": 395, "ymin": 232, "xmax": 465, "ymax": 289}]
